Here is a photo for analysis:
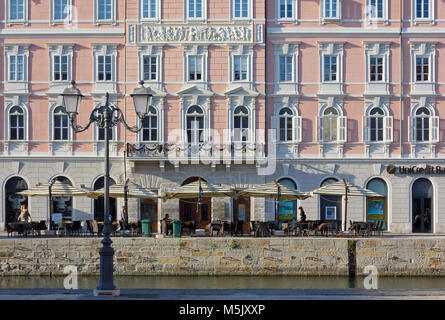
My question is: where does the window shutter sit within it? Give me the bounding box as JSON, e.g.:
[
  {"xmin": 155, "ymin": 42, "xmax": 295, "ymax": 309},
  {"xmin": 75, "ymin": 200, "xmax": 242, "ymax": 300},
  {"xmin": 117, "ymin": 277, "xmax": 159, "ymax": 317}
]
[
  {"xmin": 384, "ymin": 116, "xmax": 393, "ymax": 142},
  {"xmin": 338, "ymin": 116, "xmax": 347, "ymax": 142},
  {"xmin": 431, "ymin": 116, "xmax": 439, "ymax": 143},
  {"xmin": 408, "ymin": 116, "xmax": 415, "ymax": 142},
  {"xmin": 271, "ymin": 116, "xmax": 278, "ymax": 142},
  {"xmin": 317, "ymin": 116, "xmax": 323, "ymax": 142},
  {"xmin": 293, "ymin": 116, "xmax": 302, "ymax": 142},
  {"xmin": 363, "ymin": 116, "xmax": 369, "ymax": 142}
]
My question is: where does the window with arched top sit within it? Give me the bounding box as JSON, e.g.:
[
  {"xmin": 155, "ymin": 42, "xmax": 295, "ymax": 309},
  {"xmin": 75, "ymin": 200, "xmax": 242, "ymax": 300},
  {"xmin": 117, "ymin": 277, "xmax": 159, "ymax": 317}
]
[
  {"xmin": 317, "ymin": 106, "xmax": 346, "ymax": 143},
  {"xmin": 363, "ymin": 105, "xmax": 393, "ymax": 143},
  {"xmin": 409, "ymin": 106, "xmax": 438, "ymax": 143},
  {"xmin": 187, "ymin": 105, "xmax": 204, "ymax": 144},
  {"xmin": 233, "ymin": 106, "xmax": 249, "ymax": 142},
  {"xmin": 9, "ymin": 106, "xmax": 25, "ymax": 141},
  {"xmin": 53, "ymin": 106, "xmax": 69, "ymax": 141},
  {"xmin": 141, "ymin": 106, "xmax": 158, "ymax": 142}
]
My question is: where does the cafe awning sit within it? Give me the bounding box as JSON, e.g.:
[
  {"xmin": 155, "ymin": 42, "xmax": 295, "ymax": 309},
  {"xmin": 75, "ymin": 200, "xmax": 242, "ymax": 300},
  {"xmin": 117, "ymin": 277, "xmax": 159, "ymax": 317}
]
[
  {"xmin": 89, "ymin": 181, "xmax": 159, "ymax": 199},
  {"xmin": 162, "ymin": 179, "xmax": 234, "ymax": 200}
]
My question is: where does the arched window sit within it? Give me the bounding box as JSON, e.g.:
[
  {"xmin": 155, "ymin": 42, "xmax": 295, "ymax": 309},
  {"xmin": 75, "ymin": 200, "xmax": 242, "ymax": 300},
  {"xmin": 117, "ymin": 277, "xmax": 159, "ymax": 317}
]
[
  {"xmin": 369, "ymin": 107, "xmax": 384, "ymax": 141},
  {"xmin": 93, "ymin": 177, "xmax": 117, "ymax": 221},
  {"xmin": 9, "ymin": 106, "xmax": 25, "ymax": 140},
  {"xmin": 53, "ymin": 106, "xmax": 69, "ymax": 141},
  {"xmin": 278, "ymin": 178, "xmax": 298, "ymax": 223},
  {"xmin": 319, "ymin": 177, "xmax": 341, "ymax": 223},
  {"xmin": 141, "ymin": 106, "xmax": 158, "ymax": 141},
  {"xmin": 51, "ymin": 176, "xmax": 73, "ymax": 220},
  {"xmin": 366, "ymin": 178, "xmax": 388, "ymax": 230},
  {"xmin": 279, "ymin": 107, "xmax": 293, "ymax": 142},
  {"xmin": 412, "ymin": 178, "xmax": 433, "ymax": 233},
  {"xmin": 322, "ymin": 107, "xmax": 338, "ymax": 142},
  {"xmin": 234, "ymin": 106, "xmax": 249, "ymax": 142},
  {"xmin": 4, "ymin": 177, "xmax": 28, "ymax": 224},
  {"xmin": 186, "ymin": 106, "xmax": 204, "ymax": 144},
  {"xmin": 415, "ymin": 107, "xmax": 430, "ymax": 142}
]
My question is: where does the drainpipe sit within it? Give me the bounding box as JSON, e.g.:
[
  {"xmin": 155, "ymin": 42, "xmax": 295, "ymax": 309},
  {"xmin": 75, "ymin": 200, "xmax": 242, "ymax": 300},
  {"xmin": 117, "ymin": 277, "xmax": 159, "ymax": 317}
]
[
  {"xmin": 399, "ymin": 0, "xmax": 403, "ymax": 157},
  {"xmin": 264, "ymin": 0, "xmax": 268, "ymax": 158},
  {"xmin": 124, "ymin": 0, "xmax": 128, "ymax": 222}
]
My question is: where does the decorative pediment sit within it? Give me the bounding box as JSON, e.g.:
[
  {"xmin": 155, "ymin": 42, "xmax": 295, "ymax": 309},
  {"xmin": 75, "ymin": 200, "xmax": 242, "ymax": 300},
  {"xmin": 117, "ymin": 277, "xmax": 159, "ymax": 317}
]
[
  {"xmin": 224, "ymin": 86, "xmax": 259, "ymax": 97},
  {"xmin": 145, "ymin": 86, "xmax": 167, "ymax": 97},
  {"xmin": 177, "ymin": 85, "xmax": 214, "ymax": 97}
]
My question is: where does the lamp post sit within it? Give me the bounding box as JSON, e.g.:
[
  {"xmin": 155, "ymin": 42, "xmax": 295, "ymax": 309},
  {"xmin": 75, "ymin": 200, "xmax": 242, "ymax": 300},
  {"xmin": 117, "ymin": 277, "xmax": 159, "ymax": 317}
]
[{"xmin": 60, "ymin": 80, "xmax": 152, "ymax": 296}]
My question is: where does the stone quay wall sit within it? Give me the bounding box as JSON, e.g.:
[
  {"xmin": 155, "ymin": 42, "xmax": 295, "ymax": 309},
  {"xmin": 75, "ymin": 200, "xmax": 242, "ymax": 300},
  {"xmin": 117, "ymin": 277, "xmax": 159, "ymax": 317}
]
[{"xmin": 0, "ymin": 237, "xmax": 444, "ymax": 276}]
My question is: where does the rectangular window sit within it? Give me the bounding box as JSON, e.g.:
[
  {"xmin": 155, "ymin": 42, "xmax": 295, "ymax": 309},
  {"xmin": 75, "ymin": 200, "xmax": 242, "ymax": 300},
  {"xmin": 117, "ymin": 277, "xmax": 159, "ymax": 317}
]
[
  {"xmin": 10, "ymin": 0, "xmax": 25, "ymax": 20},
  {"xmin": 369, "ymin": 56, "xmax": 383, "ymax": 82},
  {"xmin": 54, "ymin": 0, "xmax": 70, "ymax": 20},
  {"xmin": 9, "ymin": 55, "xmax": 24, "ymax": 81},
  {"xmin": 370, "ymin": 117, "xmax": 384, "ymax": 141},
  {"xmin": 234, "ymin": 0, "xmax": 248, "ymax": 18},
  {"xmin": 98, "ymin": 0, "xmax": 113, "ymax": 20},
  {"xmin": 415, "ymin": 0, "xmax": 430, "ymax": 19},
  {"xmin": 323, "ymin": 55, "xmax": 337, "ymax": 81},
  {"xmin": 324, "ymin": 0, "xmax": 338, "ymax": 18},
  {"xmin": 368, "ymin": 0, "xmax": 383, "ymax": 19},
  {"xmin": 143, "ymin": 56, "xmax": 157, "ymax": 81},
  {"xmin": 279, "ymin": 0, "xmax": 293, "ymax": 19},
  {"xmin": 188, "ymin": 56, "xmax": 203, "ymax": 81},
  {"xmin": 53, "ymin": 55, "xmax": 69, "ymax": 81},
  {"xmin": 142, "ymin": 116, "xmax": 158, "ymax": 141},
  {"xmin": 141, "ymin": 0, "xmax": 157, "ymax": 19},
  {"xmin": 97, "ymin": 55, "xmax": 113, "ymax": 81},
  {"xmin": 188, "ymin": 0, "xmax": 203, "ymax": 19},
  {"xmin": 279, "ymin": 56, "xmax": 293, "ymax": 82},
  {"xmin": 416, "ymin": 57, "xmax": 429, "ymax": 82},
  {"xmin": 234, "ymin": 56, "xmax": 248, "ymax": 81}
]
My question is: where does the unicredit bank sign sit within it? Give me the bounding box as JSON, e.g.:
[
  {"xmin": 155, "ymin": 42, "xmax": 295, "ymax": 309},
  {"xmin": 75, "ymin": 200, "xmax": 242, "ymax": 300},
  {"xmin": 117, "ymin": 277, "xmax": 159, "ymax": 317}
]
[{"xmin": 386, "ymin": 165, "xmax": 445, "ymax": 175}]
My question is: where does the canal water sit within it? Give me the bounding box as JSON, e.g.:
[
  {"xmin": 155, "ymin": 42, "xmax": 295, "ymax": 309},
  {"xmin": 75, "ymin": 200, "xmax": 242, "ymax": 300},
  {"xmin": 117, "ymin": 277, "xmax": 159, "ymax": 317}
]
[{"xmin": 1, "ymin": 276, "xmax": 445, "ymax": 290}]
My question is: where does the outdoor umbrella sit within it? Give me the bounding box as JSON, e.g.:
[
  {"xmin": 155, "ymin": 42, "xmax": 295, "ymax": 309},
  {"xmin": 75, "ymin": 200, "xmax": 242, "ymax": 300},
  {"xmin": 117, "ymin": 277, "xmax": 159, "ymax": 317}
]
[
  {"xmin": 310, "ymin": 179, "xmax": 384, "ymax": 231},
  {"xmin": 236, "ymin": 180, "xmax": 311, "ymax": 227},
  {"xmin": 17, "ymin": 180, "xmax": 90, "ymax": 230},
  {"xmin": 89, "ymin": 181, "xmax": 159, "ymax": 224},
  {"xmin": 162, "ymin": 178, "xmax": 234, "ymax": 224}
]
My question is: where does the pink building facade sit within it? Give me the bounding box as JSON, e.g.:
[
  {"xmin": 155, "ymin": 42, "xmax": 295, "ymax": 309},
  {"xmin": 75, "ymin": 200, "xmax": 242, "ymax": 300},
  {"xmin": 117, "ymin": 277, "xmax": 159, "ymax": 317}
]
[{"xmin": 1, "ymin": 0, "xmax": 444, "ymax": 233}]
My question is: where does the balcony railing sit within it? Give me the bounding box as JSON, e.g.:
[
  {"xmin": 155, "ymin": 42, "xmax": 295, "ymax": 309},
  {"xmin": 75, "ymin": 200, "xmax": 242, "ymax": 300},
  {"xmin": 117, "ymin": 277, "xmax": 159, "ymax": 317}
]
[{"xmin": 126, "ymin": 142, "xmax": 266, "ymax": 161}]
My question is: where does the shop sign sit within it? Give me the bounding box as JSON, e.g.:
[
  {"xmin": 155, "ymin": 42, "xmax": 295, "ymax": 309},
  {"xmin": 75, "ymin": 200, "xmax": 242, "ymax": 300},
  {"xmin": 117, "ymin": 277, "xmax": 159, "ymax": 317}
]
[{"xmin": 386, "ymin": 164, "xmax": 445, "ymax": 175}]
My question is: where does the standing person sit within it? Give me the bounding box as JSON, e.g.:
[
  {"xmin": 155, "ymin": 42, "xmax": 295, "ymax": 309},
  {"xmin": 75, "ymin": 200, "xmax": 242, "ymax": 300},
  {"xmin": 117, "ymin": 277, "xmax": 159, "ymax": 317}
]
[
  {"xmin": 297, "ymin": 206, "xmax": 306, "ymax": 222},
  {"xmin": 118, "ymin": 205, "xmax": 126, "ymax": 231}
]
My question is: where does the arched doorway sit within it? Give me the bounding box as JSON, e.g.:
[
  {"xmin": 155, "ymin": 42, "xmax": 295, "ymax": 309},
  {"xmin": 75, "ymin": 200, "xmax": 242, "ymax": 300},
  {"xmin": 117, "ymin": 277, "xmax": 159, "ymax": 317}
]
[
  {"xmin": 51, "ymin": 176, "xmax": 73, "ymax": 220},
  {"xmin": 412, "ymin": 178, "xmax": 433, "ymax": 233},
  {"xmin": 179, "ymin": 177, "xmax": 211, "ymax": 229},
  {"xmin": 278, "ymin": 178, "xmax": 298, "ymax": 228},
  {"xmin": 319, "ymin": 178, "xmax": 342, "ymax": 224},
  {"xmin": 366, "ymin": 178, "xmax": 388, "ymax": 230},
  {"xmin": 93, "ymin": 177, "xmax": 117, "ymax": 222},
  {"xmin": 4, "ymin": 177, "xmax": 28, "ymax": 224}
]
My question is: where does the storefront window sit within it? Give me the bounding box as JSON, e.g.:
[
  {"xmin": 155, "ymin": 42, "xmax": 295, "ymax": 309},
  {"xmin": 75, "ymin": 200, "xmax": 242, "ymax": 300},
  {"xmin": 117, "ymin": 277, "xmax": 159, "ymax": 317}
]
[
  {"xmin": 5, "ymin": 177, "xmax": 28, "ymax": 224},
  {"xmin": 319, "ymin": 178, "xmax": 342, "ymax": 223},
  {"xmin": 412, "ymin": 178, "xmax": 433, "ymax": 233},
  {"xmin": 51, "ymin": 176, "xmax": 73, "ymax": 220},
  {"xmin": 278, "ymin": 178, "xmax": 298, "ymax": 224}
]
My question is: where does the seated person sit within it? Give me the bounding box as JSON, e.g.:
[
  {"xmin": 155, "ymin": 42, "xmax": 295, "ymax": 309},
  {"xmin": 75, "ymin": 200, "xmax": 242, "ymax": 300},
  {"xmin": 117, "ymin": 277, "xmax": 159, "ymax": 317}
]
[
  {"xmin": 160, "ymin": 214, "xmax": 172, "ymax": 235},
  {"xmin": 297, "ymin": 207, "xmax": 307, "ymax": 223},
  {"xmin": 18, "ymin": 205, "xmax": 32, "ymax": 222}
]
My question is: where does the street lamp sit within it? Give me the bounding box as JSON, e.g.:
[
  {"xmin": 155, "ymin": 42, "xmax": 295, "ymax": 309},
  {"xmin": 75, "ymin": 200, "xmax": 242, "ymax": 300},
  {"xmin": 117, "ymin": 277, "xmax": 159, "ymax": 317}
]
[{"xmin": 60, "ymin": 80, "xmax": 152, "ymax": 297}]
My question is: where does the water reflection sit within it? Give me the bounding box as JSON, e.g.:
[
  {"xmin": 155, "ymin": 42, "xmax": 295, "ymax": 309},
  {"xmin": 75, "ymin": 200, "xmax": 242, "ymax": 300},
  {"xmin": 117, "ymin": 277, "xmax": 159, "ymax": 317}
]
[{"xmin": 1, "ymin": 276, "xmax": 445, "ymax": 290}]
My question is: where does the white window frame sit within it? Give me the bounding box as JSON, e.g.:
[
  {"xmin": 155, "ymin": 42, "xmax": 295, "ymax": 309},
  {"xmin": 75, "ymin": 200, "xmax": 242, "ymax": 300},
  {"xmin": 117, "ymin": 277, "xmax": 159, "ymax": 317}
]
[
  {"xmin": 233, "ymin": 106, "xmax": 250, "ymax": 142},
  {"xmin": 140, "ymin": 0, "xmax": 160, "ymax": 22},
  {"xmin": 5, "ymin": 103, "xmax": 29, "ymax": 142},
  {"xmin": 233, "ymin": 55, "xmax": 249, "ymax": 82},
  {"xmin": 229, "ymin": 45, "xmax": 253, "ymax": 87},
  {"xmin": 183, "ymin": 45, "xmax": 209, "ymax": 87},
  {"xmin": 277, "ymin": 0, "xmax": 297, "ymax": 22},
  {"xmin": 8, "ymin": 55, "xmax": 25, "ymax": 82},
  {"xmin": 186, "ymin": 0, "xmax": 206, "ymax": 21},
  {"xmin": 7, "ymin": 0, "xmax": 28, "ymax": 25},
  {"xmin": 187, "ymin": 55, "xmax": 204, "ymax": 82},
  {"xmin": 138, "ymin": 45, "xmax": 163, "ymax": 89},
  {"xmin": 140, "ymin": 106, "xmax": 159, "ymax": 142},
  {"xmin": 142, "ymin": 55, "xmax": 158, "ymax": 82},
  {"xmin": 409, "ymin": 42, "xmax": 436, "ymax": 96},
  {"xmin": 92, "ymin": 44, "xmax": 118, "ymax": 93},
  {"xmin": 409, "ymin": 105, "xmax": 438, "ymax": 143},
  {"xmin": 51, "ymin": 105, "xmax": 72, "ymax": 141},
  {"xmin": 186, "ymin": 105, "xmax": 205, "ymax": 144},
  {"xmin": 366, "ymin": 0, "xmax": 388, "ymax": 23},
  {"xmin": 368, "ymin": 56, "xmax": 384, "ymax": 82},
  {"xmin": 317, "ymin": 104, "xmax": 346, "ymax": 143},
  {"xmin": 273, "ymin": 42, "xmax": 299, "ymax": 94},
  {"xmin": 279, "ymin": 55, "xmax": 294, "ymax": 83},
  {"xmin": 412, "ymin": 0, "xmax": 434, "ymax": 24},
  {"xmin": 272, "ymin": 106, "xmax": 302, "ymax": 143},
  {"xmin": 321, "ymin": 0, "xmax": 341, "ymax": 22},
  {"xmin": 323, "ymin": 55, "xmax": 338, "ymax": 82},
  {"xmin": 4, "ymin": 45, "xmax": 30, "ymax": 92},
  {"xmin": 415, "ymin": 55, "xmax": 431, "ymax": 83},
  {"xmin": 231, "ymin": 0, "xmax": 252, "ymax": 21},
  {"xmin": 95, "ymin": 0, "xmax": 116, "ymax": 25},
  {"xmin": 51, "ymin": 0, "xmax": 72, "ymax": 25},
  {"xmin": 363, "ymin": 104, "xmax": 393, "ymax": 143},
  {"xmin": 97, "ymin": 55, "xmax": 113, "ymax": 82}
]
